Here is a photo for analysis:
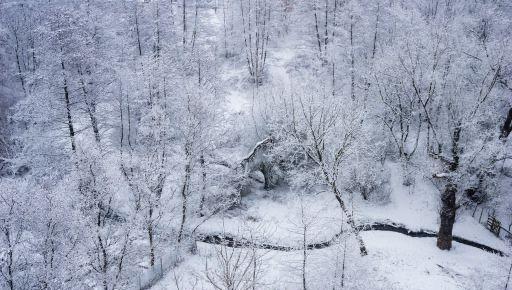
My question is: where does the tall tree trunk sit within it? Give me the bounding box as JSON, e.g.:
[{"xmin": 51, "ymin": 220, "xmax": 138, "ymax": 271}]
[
  {"xmin": 61, "ymin": 61, "xmax": 76, "ymax": 152},
  {"xmin": 97, "ymin": 209, "xmax": 108, "ymax": 290},
  {"xmin": 87, "ymin": 102, "xmax": 101, "ymax": 144},
  {"xmin": 437, "ymin": 124, "xmax": 460, "ymax": 250},
  {"xmin": 78, "ymin": 73, "xmax": 101, "ymax": 143},
  {"xmin": 332, "ymin": 185, "xmax": 367, "ymax": 255},
  {"xmin": 302, "ymin": 223, "xmax": 307, "ymax": 290},
  {"xmin": 177, "ymin": 160, "xmax": 191, "ymax": 243},
  {"xmin": 500, "ymin": 108, "xmax": 512, "ymax": 139},
  {"xmin": 371, "ymin": 2, "xmax": 380, "ymax": 59},
  {"xmin": 323, "ymin": 0, "xmax": 328, "ymax": 53},
  {"xmin": 154, "ymin": 0, "xmax": 161, "ymax": 58},
  {"xmin": 198, "ymin": 154, "xmax": 206, "ymax": 216},
  {"xmin": 437, "ymin": 182, "xmax": 456, "ymax": 250},
  {"xmin": 13, "ymin": 30, "xmax": 27, "ymax": 97},
  {"xmin": 4, "ymin": 227, "xmax": 14, "ymax": 290},
  {"xmin": 222, "ymin": 0, "xmax": 228, "ymax": 57},
  {"xmin": 341, "ymin": 239, "xmax": 347, "ymax": 288},
  {"xmin": 135, "ymin": 5, "xmax": 142, "ymax": 56},
  {"xmin": 349, "ymin": 14, "xmax": 355, "ymax": 100},
  {"xmin": 148, "ymin": 206, "xmax": 155, "ymax": 266},
  {"xmin": 182, "ymin": 0, "xmax": 187, "ymax": 46},
  {"xmin": 191, "ymin": 0, "xmax": 199, "ymax": 50},
  {"xmin": 313, "ymin": 2, "xmax": 322, "ymax": 54}
]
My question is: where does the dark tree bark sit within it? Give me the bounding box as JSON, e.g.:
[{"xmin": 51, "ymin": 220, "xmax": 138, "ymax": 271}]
[
  {"xmin": 371, "ymin": 2, "xmax": 380, "ymax": 59},
  {"xmin": 198, "ymin": 154, "xmax": 206, "ymax": 216},
  {"xmin": 449, "ymin": 126, "xmax": 461, "ymax": 172},
  {"xmin": 313, "ymin": 4, "xmax": 322, "ymax": 53},
  {"xmin": 437, "ymin": 124, "xmax": 460, "ymax": 250},
  {"xmin": 13, "ymin": 30, "xmax": 27, "ymax": 97},
  {"xmin": 349, "ymin": 14, "xmax": 355, "ymax": 100},
  {"xmin": 148, "ymin": 206, "xmax": 155, "ymax": 266},
  {"xmin": 260, "ymin": 163, "xmax": 272, "ymax": 190},
  {"xmin": 332, "ymin": 185, "xmax": 368, "ymax": 255},
  {"xmin": 78, "ymin": 71, "xmax": 101, "ymax": 144},
  {"xmin": 135, "ymin": 5, "xmax": 143, "ymax": 56},
  {"xmin": 437, "ymin": 182, "xmax": 456, "ymax": 250},
  {"xmin": 4, "ymin": 227, "xmax": 14, "ymax": 290},
  {"xmin": 61, "ymin": 61, "xmax": 76, "ymax": 152},
  {"xmin": 177, "ymin": 159, "xmax": 191, "ymax": 243},
  {"xmin": 500, "ymin": 108, "xmax": 512, "ymax": 139},
  {"xmin": 96, "ymin": 206, "xmax": 108, "ymax": 290},
  {"xmin": 182, "ymin": 0, "xmax": 186, "ymax": 46}
]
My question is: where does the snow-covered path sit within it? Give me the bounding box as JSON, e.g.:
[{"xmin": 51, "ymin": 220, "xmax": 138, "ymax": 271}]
[{"xmin": 196, "ymin": 221, "xmax": 505, "ymax": 256}]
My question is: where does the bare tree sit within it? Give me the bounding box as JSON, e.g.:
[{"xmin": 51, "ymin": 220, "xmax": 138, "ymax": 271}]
[
  {"xmin": 239, "ymin": 0, "xmax": 271, "ymax": 85},
  {"xmin": 204, "ymin": 228, "xmax": 268, "ymax": 290}
]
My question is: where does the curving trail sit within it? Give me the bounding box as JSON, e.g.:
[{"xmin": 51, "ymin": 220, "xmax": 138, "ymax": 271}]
[{"xmin": 196, "ymin": 222, "xmax": 505, "ymax": 256}]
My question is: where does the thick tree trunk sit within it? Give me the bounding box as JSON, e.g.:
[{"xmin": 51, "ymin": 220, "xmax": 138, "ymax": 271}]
[
  {"xmin": 437, "ymin": 124, "xmax": 460, "ymax": 250},
  {"xmin": 500, "ymin": 108, "xmax": 512, "ymax": 139},
  {"xmin": 437, "ymin": 183, "xmax": 456, "ymax": 250}
]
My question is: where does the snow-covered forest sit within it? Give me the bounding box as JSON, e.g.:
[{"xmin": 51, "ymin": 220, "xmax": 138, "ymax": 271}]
[{"xmin": 1, "ymin": 0, "xmax": 512, "ymax": 289}]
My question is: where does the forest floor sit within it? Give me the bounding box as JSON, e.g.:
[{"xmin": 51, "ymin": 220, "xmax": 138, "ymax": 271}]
[
  {"xmin": 152, "ymin": 7, "xmax": 509, "ymax": 290},
  {"xmin": 152, "ymin": 161, "xmax": 509, "ymax": 289}
]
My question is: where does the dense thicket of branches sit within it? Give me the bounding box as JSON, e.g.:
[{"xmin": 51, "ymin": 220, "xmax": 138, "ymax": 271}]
[{"xmin": 0, "ymin": 0, "xmax": 511, "ymax": 289}]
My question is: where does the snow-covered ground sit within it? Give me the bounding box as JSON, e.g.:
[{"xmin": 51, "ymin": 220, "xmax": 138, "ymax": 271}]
[
  {"xmin": 152, "ymin": 171, "xmax": 509, "ymax": 289},
  {"xmin": 151, "ymin": 6, "xmax": 510, "ymax": 290},
  {"xmin": 361, "ymin": 231, "xmax": 507, "ymax": 290},
  {"xmin": 153, "ymin": 230, "xmax": 508, "ymax": 290},
  {"xmin": 188, "ymin": 161, "xmax": 507, "ymax": 252}
]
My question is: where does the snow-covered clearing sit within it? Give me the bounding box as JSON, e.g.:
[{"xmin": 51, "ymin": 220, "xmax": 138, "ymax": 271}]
[
  {"xmin": 152, "ymin": 232, "xmax": 507, "ymax": 290},
  {"xmin": 191, "ymin": 162, "xmax": 507, "ymax": 253}
]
